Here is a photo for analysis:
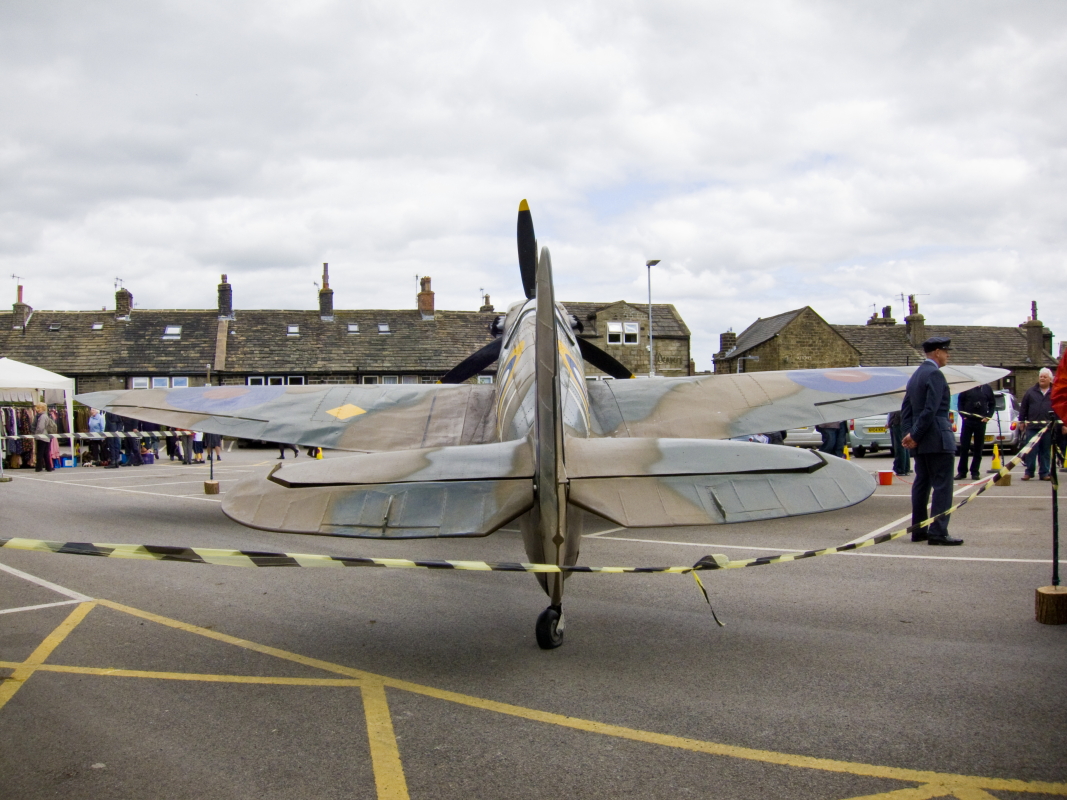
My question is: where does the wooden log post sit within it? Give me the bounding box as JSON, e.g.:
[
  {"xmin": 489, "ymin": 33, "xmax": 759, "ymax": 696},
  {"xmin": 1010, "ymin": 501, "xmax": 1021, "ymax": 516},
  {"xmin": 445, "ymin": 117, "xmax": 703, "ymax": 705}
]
[
  {"xmin": 204, "ymin": 480, "xmax": 220, "ymax": 495},
  {"xmin": 1035, "ymin": 586, "xmax": 1067, "ymax": 625}
]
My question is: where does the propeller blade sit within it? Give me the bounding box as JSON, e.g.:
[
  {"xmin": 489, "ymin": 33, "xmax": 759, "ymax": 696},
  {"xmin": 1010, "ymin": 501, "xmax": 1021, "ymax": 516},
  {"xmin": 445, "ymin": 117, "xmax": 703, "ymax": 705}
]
[
  {"xmin": 577, "ymin": 337, "xmax": 634, "ymax": 380},
  {"xmin": 440, "ymin": 338, "xmax": 503, "ymax": 384},
  {"xmin": 517, "ymin": 199, "xmax": 537, "ymax": 299}
]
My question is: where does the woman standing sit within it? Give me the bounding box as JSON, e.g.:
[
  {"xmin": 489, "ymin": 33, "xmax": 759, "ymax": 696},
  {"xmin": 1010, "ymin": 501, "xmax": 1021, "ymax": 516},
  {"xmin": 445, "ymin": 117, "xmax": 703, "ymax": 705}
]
[{"xmin": 33, "ymin": 403, "xmax": 57, "ymax": 472}]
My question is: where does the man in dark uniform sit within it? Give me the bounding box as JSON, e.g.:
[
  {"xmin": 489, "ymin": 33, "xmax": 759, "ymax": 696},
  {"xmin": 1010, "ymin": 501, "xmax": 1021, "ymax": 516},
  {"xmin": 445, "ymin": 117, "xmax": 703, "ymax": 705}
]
[
  {"xmin": 104, "ymin": 409, "xmax": 124, "ymax": 468},
  {"xmin": 956, "ymin": 382, "xmax": 995, "ymax": 480},
  {"xmin": 901, "ymin": 337, "xmax": 963, "ymax": 545}
]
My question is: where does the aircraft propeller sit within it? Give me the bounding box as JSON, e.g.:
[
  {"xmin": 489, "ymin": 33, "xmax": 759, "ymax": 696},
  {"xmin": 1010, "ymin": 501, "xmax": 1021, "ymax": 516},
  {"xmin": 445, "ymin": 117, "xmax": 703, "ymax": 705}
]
[{"xmin": 440, "ymin": 199, "xmax": 634, "ymax": 384}]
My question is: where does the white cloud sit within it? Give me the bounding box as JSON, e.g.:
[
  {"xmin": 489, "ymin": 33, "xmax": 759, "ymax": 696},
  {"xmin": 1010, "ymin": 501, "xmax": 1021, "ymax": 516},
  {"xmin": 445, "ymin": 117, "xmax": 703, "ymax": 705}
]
[{"xmin": 1, "ymin": 0, "xmax": 1065, "ymax": 370}]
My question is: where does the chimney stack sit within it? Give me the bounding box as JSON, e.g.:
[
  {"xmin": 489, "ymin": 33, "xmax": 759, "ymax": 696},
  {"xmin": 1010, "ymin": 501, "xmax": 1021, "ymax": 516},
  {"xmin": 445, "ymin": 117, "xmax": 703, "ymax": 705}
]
[
  {"xmin": 904, "ymin": 295, "xmax": 925, "ymax": 348},
  {"xmin": 218, "ymin": 274, "xmax": 233, "ymax": 318},
  {"xmin": 1021, "ymin": 300, "xmax": 1046, "ymax": 364},
  {"xmin": 115, "ymin": 287, "xmax": 133, "ymax": 319},
  {"xmin": 719, "ymin": 330, "xmax": 737, "ymax": 353},
  {"xmin": 319, "ymin": 263, "xmax": 334, "ymax": 320},
  {"xmin": 417, "ymin": 276, "xmax": 434, "ymax": 320},
  {"xmin": 479, "ymin": 293, "xmax": 494, "ymax": 313},
  {"xmin": 12, "ymin": 285, "xmax": 31, "ymax": 329}
]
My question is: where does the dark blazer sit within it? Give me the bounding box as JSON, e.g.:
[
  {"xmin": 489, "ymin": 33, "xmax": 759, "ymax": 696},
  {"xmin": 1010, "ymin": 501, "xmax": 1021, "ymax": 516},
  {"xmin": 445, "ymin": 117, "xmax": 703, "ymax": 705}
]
[
  {"xmin": 958, "ymin": 384, "xmax": 995, "ymax": 419},
  {"xmin": 901, "ymin": 359, "xmax": 955, "ymax": 454}
]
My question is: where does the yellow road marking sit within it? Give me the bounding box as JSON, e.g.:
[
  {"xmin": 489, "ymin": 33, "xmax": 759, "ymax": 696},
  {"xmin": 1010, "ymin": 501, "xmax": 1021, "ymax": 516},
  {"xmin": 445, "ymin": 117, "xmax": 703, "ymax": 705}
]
[
  {"xmin": 0, "ymin": 662, "xmax": 360, "ymax": 686},
  {"xmin": 362, "ymin": 679, "xmax": 410, "ymax": 800},
  {"xmin": 0, "ymin": 601, "xmax": 95, "ymax": 711},
  {"xmin": 838, "ymin": 786, "xmax": 951, "ymax": 799},
  {"xmin": 85, "ymin": 600, "xmax": 1067, "ymax": 796}
]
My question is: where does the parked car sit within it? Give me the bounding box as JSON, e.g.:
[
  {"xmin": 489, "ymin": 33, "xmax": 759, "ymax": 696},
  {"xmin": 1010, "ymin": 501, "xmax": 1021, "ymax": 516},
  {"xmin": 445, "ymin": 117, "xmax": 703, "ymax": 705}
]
[
  {"xmin": 848, "ymin": 414, "xmax": 892, "ymax": 457},
  {"xmin": 784, "ymin": 426, "xmax": 823, "ymax": 448},
  {"xmin": 949, "ymin": 390, "xmax": 1020, "ymax": 454}
]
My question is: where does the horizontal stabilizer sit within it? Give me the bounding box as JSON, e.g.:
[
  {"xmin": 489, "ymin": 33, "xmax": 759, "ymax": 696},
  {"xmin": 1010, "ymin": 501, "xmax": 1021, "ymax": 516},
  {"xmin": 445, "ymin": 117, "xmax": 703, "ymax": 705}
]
[
  {"xmin": 222, "ymin": 440, "xmax": 534, "ymax": 538},
  {"xmin": 566, "ymin": 437, "xmax": 874, "ymax": 527}
]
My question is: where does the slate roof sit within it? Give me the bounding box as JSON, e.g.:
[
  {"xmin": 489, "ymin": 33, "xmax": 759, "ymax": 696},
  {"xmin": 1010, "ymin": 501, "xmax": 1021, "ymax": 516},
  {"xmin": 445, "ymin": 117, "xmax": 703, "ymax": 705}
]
[
  {"xmin": 562, "ymin": 301, "xmax": 690, "ymax": 338},
  {"xmin": 224, "ymin": 310, "xmax": 496, "ymax": 374},
  {"xmin": 726, "ymin": 308, "xmax": 805, "ymax": 357},
  {"xmin": 0, "ymin": 308, "xmax": 497, "ymax": 377},
  {"xmin": 833, "ymin": 324, "xmax": 1058, "ymax": 368}
]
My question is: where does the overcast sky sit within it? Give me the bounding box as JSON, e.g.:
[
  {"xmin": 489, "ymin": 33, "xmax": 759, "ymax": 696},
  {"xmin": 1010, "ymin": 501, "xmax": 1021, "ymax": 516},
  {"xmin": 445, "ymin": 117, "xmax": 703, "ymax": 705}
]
[{"xmin": 3, "ymin": 1, "xmax": 1065, "ymax": 370}]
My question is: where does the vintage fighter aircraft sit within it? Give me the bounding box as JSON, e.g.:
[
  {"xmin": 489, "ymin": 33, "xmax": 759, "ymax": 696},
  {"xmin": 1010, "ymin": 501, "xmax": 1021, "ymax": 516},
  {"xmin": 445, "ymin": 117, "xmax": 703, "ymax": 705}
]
[{"xmin": 78, "ymin": 201, "xmax": 1006, "ymax": 648}]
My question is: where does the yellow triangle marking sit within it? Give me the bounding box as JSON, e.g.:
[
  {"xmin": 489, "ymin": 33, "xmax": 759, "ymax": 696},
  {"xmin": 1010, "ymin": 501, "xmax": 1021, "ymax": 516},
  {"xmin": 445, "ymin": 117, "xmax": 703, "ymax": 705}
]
[{"xmin": 326, "ymin": 403, "xmax": 367, "ymax": 420}]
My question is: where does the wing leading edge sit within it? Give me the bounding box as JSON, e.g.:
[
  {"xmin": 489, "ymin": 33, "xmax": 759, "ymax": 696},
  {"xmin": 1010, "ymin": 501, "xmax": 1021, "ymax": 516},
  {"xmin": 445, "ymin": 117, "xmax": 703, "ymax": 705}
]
[{"xmin": 587, "ymin": 365, "xmax": 1008, "ymax": 440}]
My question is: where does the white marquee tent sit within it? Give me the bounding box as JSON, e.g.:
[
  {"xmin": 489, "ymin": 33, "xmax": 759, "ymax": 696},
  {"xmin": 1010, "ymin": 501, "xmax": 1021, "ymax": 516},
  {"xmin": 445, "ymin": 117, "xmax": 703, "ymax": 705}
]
[{"xmin": 0, "ymin": 357, "xmax": 77, "ymax": 471}]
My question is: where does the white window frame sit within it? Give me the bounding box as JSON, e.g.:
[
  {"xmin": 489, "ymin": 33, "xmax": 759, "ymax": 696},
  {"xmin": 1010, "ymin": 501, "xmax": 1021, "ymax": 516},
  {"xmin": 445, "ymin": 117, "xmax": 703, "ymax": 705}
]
[
  {"xmin": 247, "ymin": 376, "xmax": 265, "ymax": 386},
  {"xmin": 401, "ymin": 375, "xmax": 419, "ymax": 385},
  {"xmin": 131, "ymin": 377, "xmax": 150, "ymax": 389},
  {"xmin": 171, "ymin": 377, "xmax": 189, "ymax": 388},
  {"xmin": 347, "ymin": 323, "xmax": 360, "ymax": 334},
  {"xmin": 267, "ymin": 376, "xmax": 286, "ymax": 385},
  {"xmin": 606, "ymin": 322, "xmax": 622, "ymax": 345},
  {"xmin": 382, "ymin": 375, "xmax": 398, "ymax": 384},
  {"xmin": 377, "ymin": 323, "xmax": 390, "ymax": 334},
  {"xmin": 477, "ymin": 375, "xmax": 494, "ymax": 384},
  {"xmin": 287, "ymin": 325, "xmax": 299, "ymax": 336},
  {"xmin": 162, "ymin": 325, "xmax": 182, "ymax": 340},
  {"xmin": 91, "ymin": 322, "xmax": 104, "ymax": 331},
  {"xmin": 623, "ymin": 322, "xmax": 639, "ymax": 345},
  {"xmin": 362, "ymin": 376, "xmax": 379, "ymax": 384},
  {"xmin": 152, "ymin": 377, "xmax": 169, "ymax": 389},
  {"xmin": 287, "ymin": 376, "xmax": 305, "ymax": 385},
  {"xmin": 421, "ymin": 376, "xmax": 437, "ymax": 384}
]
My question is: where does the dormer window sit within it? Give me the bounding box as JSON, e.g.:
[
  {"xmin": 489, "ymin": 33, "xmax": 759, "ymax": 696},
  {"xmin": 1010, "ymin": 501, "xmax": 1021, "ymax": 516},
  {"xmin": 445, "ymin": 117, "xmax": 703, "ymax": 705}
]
[
  {"xmin": 347, "ymin": 323, "xmax": 359, "ymax": 333},
  {"xmin": 162, "ymin": 325, "xmax": 182, "ymax": 340},
  {"xmin": 91, "ymin": 322, "xmax": 103, "ymax": 331},
  {"xmin": 48, "ymin": 323, "xmax": 61, "ymax": 331},
  {"xmin": 287, "ymin": 325, "xmax": 300, "ymax": 336},
  {"xmin": 378, "ymin": 323, "xmax": 390, "ymax": 334}
]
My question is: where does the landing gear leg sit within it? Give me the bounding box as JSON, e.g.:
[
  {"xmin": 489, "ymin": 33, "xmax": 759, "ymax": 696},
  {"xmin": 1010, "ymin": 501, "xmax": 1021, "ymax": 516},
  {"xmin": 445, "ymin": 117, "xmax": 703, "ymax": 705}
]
[{"xmin": 535, "ymin": 605, "xmax": 564, "ymax": 649}]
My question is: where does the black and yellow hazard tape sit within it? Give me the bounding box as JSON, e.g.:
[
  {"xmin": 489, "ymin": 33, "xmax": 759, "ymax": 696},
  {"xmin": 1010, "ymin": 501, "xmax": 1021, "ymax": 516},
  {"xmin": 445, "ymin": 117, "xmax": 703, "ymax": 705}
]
[
  {"xmin": 0, "ymin": 424, "xmax": 1050, "ymax": 579},
  {"xmin": 1, "ymin": 431, "xmax": 183, "ymax": 442}
]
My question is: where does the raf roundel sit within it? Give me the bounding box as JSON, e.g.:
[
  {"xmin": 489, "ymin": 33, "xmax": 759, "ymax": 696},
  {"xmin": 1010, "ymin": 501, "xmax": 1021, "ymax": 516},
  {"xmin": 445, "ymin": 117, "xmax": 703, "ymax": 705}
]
[{"xmin": 785, "ymin": 367, "xmax": 910, "ymax": 395}]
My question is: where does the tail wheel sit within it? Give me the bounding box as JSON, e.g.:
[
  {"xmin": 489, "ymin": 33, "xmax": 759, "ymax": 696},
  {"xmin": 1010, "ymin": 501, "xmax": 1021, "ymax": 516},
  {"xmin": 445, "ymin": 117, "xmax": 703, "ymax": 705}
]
[{"xmin": 536, "ymin": 606, "xmax": 564, "ymax": 649}]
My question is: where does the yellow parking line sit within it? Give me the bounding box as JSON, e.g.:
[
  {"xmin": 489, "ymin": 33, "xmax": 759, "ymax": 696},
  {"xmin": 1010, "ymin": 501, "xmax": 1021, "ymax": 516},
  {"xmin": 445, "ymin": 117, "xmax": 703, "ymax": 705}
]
[
  {"xmin": 0, "ymin": 662, "xmax": 361, "ymax": 686},
  {"xmin": 0, "ymin": 601, "xmax": 95, "ymax": 711},
  {"xmin": 362, "ymin": 679, "xmax": 410, "ymax": 800}
]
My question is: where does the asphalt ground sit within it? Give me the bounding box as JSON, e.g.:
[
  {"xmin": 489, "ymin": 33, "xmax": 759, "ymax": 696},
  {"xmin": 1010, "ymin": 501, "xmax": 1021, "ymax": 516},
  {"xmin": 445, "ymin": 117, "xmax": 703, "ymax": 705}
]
[{"xmin": 1, "ymin": 445, "xmax": 1065, "ymax": 799}]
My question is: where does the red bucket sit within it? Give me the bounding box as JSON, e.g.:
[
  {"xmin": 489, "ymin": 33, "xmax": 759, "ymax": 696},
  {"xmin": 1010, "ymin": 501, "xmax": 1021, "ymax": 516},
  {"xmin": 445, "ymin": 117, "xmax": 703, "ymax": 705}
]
[{"xmin": 877, "ymin": 471, "xmax": 894, "ymax": 486}]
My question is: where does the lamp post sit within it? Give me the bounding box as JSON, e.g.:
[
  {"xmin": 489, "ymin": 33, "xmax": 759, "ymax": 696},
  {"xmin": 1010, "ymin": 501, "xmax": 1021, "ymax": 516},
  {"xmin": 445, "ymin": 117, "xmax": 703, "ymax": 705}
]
[{"xmin": 646, "ymin": 260, "xmax": 660, "ymax": 377}]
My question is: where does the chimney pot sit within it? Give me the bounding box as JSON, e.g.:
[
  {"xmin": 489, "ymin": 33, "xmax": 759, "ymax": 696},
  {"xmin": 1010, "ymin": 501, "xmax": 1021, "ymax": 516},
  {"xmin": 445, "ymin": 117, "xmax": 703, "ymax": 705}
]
[
  {"xmin": 417, "ymin": 276, "xmax": 434, "ymax": 319},
  {"xmin": 11, "ymin": 285, "xmax": 31, "ymax": 329},
  {"xmin": 218, "ymin": 275, "xmax": 233, "ymax": 319}
]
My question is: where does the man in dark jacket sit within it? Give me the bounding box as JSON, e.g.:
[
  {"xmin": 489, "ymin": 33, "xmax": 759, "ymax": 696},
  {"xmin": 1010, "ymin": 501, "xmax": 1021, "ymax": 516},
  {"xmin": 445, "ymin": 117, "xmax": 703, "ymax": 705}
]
[
  {"xmin": 956, "ymin": 383, "xmax": 995, "ymax": 480},
  {"xmin": 901, "ymin": 337, "xmax": 962, "ymax": 545},
  {"xmin": 1019, "ymin": 368, "xmax": 1054, "ymax": 480}
]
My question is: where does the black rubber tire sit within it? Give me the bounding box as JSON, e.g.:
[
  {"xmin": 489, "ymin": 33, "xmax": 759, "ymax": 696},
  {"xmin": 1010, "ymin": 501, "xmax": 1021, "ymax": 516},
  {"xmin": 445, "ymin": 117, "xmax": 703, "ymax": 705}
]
[
  {"xmin": 535, "ymin": 606, "xmax": 564, "ymax": 649},
  {"xmin": 854, "ymin": 446, "xmax": 866, "ymax": 458}
]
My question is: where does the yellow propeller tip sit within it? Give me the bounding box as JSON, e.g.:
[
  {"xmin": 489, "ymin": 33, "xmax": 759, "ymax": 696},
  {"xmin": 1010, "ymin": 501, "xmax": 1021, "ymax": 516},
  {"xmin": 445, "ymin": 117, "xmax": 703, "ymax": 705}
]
[{"xmin": 519, "ymin": 199, "xmax": 529, "ymax": 212}]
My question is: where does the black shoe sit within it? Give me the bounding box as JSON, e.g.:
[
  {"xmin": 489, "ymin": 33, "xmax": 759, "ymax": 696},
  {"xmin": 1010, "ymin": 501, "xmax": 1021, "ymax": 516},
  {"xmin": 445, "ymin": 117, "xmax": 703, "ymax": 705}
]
[
  {"xmin": 970, "ymin": 474, "xmax": 980, "ymax": 480},
  {"xmin": 911, "ymin": 532, "xmax": 929, "ymax": 542},
  {"xmin": 955, "ymin": 473, "xmax": 966, "ymax": 480},
  {"xmin": 928, "ymin": 536, "xmax": 963, "ymax": 546}
]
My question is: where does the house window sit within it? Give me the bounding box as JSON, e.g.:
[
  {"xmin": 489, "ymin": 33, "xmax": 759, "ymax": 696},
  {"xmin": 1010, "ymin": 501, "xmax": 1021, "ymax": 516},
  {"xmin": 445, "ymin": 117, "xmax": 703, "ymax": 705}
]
[
  {"xmin": 287, "ymin": 325, "xmax": 299, "ymax": 336},
  {"xmin": 382, "ymin": 376, "xmax": 398, "ymax": 384},
  {"xmin": 131, "ymin": 377, "xmax": 150, "ymax": 389},
  {"xmin": 267, "ymin": 376, "xmax": 286, "ymax": 385},
  {"xmin": 623, "ymin": 322, "xmax": 639, "ymax": 344},
  {"xmin": 152, "ymin": 377, "xmax": 169, "ymax": 389},
  {"xmin": 48, "ymin": 323, "xmax": 61, "ymax": 331},
  {"xmin": 378, "ymin": 323, "xmax": 390, "ymax": 333},
  {"xmin": 421, "ymin": 376, "xmax": 437, "ymax": 384},
  {"xmin": 362, "ymin": 376, "xmax": 379, "ymax": 384},
  {"xmin": 91, "ymin": 322, "xmax": 103, "ymax": 331},
  {"xmin": 288, "ymin": 376, "xmax": 305, "ymax": 386},
  {"xmin": 477, "ymin": 375, "xmax": 494, "ymax": 384},
  {"xmin": 401, "ymin": 375, "xmax": 419, "ymax": 384},
  {"xmin": 347, "ymin": 323, "xmax": 360, "ymax": 334},
  {"xmin": 247, "ymin": 376, "xmax": 265, "ymax": 386},
  {"xmin": 171, "ymin": 377, "xmax": 189, "ymax": 388},
  {"xmin": 606, "ymin": 322, "xmax": 622, "ymax": 344},
  {"xmin": 162, "ymin": 325, "xmax": 181, "ymax": 340}
]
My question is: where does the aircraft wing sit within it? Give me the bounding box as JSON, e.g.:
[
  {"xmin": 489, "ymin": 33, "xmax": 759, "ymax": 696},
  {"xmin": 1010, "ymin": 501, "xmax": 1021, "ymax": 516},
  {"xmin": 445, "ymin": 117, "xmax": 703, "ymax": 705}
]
[
  {"xmin": 75, "ymin": 383, "xmax": 498, "ymax": 451},
  {"xmin": 587, "ymin": 365, "xmax": 1008, "ymax": 440},
  {"xmin": 222, "ymin": 439, "xmax": 534, "ymax": 538},
  {"xmin": 566, "ymin": 437, "xmax": 874, "ymax": 526}
]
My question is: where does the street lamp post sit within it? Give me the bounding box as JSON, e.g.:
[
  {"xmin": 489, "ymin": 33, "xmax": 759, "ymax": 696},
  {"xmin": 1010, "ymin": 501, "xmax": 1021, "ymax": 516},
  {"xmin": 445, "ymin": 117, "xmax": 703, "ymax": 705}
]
[{"xmin": 646, "ymin": 260, "xmax": 660, "ymax": 377}]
